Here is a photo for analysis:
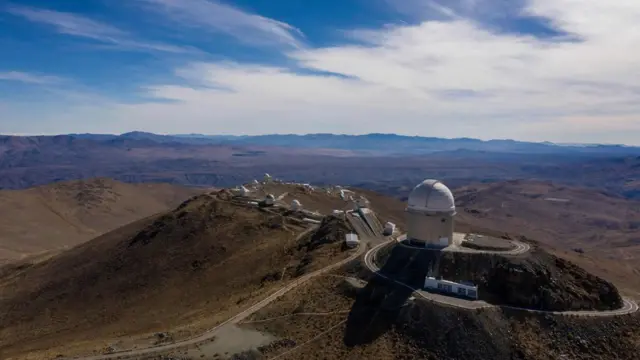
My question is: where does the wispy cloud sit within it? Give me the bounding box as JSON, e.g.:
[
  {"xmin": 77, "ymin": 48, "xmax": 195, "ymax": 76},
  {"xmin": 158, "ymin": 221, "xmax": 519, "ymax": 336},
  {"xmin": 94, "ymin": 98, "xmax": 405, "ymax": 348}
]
[
  {"xmin": 0, "ymin": 71, "xmax": 63, "ymax": 84},
  {"xmin": 138, "ymin": 0, "xmax": 304, "ymax": 48},
  {"xmin": 98, "ymin": 0, "xmax": 639, "ymax": 143},
  {"xmin": 6, "ymin": 5, "xmax": 195, "ymax": 54},
  {"xmin": 7, "ymin": 5, "xmax": 125, "ymax": 40}
]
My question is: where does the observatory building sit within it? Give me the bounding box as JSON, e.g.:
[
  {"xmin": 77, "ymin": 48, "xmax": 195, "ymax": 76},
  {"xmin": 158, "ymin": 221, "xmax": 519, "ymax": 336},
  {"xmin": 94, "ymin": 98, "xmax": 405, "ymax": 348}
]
[
  {"xmin": 239, "ymin": 186, "xmax": 250, "ymax": 196},
  {"xmin": 264, "ymin": 194, "xmax": 276, "ymax": 206},
  {"xmin": 406, "ymin": 179, "xmax": 456, "ymax": 248}
]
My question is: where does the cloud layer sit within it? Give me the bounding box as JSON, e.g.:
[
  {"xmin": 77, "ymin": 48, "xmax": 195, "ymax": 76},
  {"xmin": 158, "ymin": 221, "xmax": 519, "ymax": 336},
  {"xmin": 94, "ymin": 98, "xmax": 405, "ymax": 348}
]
[{"xmin": 2, "ymin": 0, "xmax": 640, "ymax": 144}]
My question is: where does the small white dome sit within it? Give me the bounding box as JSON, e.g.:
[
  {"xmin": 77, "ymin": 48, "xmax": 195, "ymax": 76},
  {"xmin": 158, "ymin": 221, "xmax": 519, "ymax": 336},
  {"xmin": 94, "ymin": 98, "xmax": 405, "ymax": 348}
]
[
  {"xmin": 266, "ymin": 194, "xmax": 275, "ymax": 200},
  {"xmin": 407, "ymin": 179, "xmax": 455, "ymax": 214}
]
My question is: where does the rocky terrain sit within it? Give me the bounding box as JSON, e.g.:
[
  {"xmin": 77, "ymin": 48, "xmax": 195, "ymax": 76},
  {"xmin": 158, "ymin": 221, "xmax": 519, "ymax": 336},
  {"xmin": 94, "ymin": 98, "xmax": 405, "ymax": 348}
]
[
  {"xmin": 0, "ymin": 179, "xmax": 639, "ymax": 359},
  {"xmin": 0, "ymin": 178, "xmax": 202, "ymax": 264},
  {"xmin": 0, "ymin": 189, "xmax": 358, "ymax": 359},
  {"xmin": 376, "ymin": 244, "xmax": 622, "ymax": 311},
  {"xmin": 244, "ymin": 271, "xmax": 640, "ymax": 360}
]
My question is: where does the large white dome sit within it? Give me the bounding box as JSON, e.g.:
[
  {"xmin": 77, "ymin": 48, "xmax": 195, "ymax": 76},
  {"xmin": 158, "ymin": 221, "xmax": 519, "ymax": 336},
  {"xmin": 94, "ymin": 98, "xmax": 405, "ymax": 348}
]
[{"xmin": 407, "ymin": 179, "xmax": 456, "ymax": 214}]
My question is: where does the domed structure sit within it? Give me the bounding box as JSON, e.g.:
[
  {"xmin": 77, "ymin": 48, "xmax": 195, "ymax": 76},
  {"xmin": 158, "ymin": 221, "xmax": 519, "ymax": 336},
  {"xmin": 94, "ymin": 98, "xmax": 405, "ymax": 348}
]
[
  {"xmin": 406, "ymin": 179, "xmax": 456, "ymax": 248},
  {"xmin": 264, "ymin": 194, "xmax": 276, "ymax": 206},
  {"xmin": 291, "ymin": 199, "xmax": 302, "ymax": 211},
  {"xmin": 407, "ymin": 180, "xmax": 456, "ymax": 214}
]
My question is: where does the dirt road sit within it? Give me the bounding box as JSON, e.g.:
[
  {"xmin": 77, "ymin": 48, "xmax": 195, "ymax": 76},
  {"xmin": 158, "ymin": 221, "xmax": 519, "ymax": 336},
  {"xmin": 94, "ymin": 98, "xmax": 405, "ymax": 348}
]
[{"xmin": 70, "ymin": 227, "xmax": 367, "ymax": 360}]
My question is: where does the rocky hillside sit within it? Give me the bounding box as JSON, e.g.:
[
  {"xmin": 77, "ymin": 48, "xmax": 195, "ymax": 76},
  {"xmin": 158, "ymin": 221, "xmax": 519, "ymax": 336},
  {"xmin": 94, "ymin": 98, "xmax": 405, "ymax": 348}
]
[
  {"xmin": 376, "ymin": 243, "xmax": 622, "ymax": 311},
  {"xmin": 0, "ymin": 178, "xmax": 202, "ymax": 264},
  {"xmin": 243, "ymin": 267, "xmax": 640, "ymax": 360},
  {"xmin": 0, "ymin": 191, "xmax": 357, "ymax": 359}
]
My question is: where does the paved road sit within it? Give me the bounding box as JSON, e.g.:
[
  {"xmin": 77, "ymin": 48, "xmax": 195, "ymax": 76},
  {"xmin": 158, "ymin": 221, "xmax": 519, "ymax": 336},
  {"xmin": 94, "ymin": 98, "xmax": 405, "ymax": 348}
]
[
  {"xmin": 70, "ymin": 227, "xmax": 367, "ymax": 360},
  {"xmin": 364, "ymin": 239, "xmax": 639, "ymax": 316}
]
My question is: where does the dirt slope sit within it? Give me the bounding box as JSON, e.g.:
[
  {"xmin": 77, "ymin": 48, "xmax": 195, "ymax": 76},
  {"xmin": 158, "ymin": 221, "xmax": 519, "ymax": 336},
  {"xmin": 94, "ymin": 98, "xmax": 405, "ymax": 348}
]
[
  {"xmin": 244, "ymin": 270, "xmax": 640, "ymax": 360},
  {"xmin": 0, "ymin": 191, "xmax": 356, "ymax": 359},
  {"xmin": 0, "ymin": 178, "xmax": 202, "ymax": 264}
]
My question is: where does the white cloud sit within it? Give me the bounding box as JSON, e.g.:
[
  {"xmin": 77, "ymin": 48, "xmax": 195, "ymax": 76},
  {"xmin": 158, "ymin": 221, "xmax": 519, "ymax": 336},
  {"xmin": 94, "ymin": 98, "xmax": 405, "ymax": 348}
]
[
  {"xmin": 6, "ymin": 5, "xmax": 194, "ymax": 53},
  {"xmin": 138, "ymin": 0, "xmax": 304, "ymax": 48},
  {"xmin": 4, "ymin": 0, "xmax": 640, "ymax": 145},
  {"xmin": 7, "ymin": 5, "xmax": 125, "ymax": 40},
  {"xmin": 0, "ymin": 71, "xmax": 63, "ymax": 84}
]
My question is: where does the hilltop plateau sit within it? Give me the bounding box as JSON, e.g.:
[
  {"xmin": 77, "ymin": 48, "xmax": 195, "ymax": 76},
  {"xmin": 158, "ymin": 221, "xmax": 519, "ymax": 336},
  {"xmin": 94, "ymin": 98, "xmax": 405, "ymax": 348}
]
[{"xmin": 0, "ymin": 178, "xmax": 201, "ymax": 264}]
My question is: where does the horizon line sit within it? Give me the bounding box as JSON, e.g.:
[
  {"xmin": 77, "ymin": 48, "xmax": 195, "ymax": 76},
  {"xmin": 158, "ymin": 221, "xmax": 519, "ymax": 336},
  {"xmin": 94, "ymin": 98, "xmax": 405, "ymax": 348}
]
[{"xmin": 0, "ymin": 131, "xmax": 636, "ymax": 148}]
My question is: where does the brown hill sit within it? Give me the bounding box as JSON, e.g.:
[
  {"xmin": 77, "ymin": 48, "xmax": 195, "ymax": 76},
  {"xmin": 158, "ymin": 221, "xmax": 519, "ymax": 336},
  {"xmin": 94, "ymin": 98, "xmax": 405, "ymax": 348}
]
[
  {"xmin": 243, "ymin": 266, "xmax": 640, "ymax": 360},
  {"xmin": 376, "ymin": 244, "xmax": 622, "ymax": 311},
  {"xmin": 0, "ymin": 191, "xmax": 357, "ymax": 359},
  {"xmin": 0, "ymin": 178, "xmax": 202, "ymax": 264},
  {"xmin": 1, "ymin": 180, "xmax": 640, "ymax": 360}
]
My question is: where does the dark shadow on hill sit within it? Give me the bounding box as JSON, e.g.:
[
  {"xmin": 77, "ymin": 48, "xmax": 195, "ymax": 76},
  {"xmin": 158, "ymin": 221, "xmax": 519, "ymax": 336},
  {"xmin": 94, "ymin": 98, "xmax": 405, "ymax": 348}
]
[{"xmin": 343, "ymin": 244, "xmax": 441, "ymax": 347}]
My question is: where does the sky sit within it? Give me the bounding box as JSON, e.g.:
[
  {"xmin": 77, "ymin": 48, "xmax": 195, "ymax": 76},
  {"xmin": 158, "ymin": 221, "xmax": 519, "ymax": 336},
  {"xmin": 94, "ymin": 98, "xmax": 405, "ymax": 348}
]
[{"xmin": 1, "ymin": 0, "xmax": 639, "ymax": 145}]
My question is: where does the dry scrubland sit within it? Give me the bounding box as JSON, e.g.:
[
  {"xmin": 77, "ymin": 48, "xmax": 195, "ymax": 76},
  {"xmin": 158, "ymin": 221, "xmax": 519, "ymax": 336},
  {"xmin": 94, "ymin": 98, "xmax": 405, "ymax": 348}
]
[
  {"xmin": 0, "ymin": 178, "xmax": 201, "ymax": 264},
  {"xmin": 0, "ymin": 190, "xmax": 355, "ymax": 359}
]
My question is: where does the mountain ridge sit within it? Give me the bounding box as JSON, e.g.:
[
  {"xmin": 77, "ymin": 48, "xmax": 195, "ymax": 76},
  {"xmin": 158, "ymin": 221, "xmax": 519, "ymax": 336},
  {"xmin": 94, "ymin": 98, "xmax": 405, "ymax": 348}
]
[{"xmin": 7, "ymin": 132, "xmax": 639, "ymax": 155}]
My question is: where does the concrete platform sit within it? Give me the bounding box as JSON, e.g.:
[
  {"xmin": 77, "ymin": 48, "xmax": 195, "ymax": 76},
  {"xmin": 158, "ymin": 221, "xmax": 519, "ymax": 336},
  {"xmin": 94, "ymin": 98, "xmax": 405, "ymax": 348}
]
[{"xmin": 397, "ymin": 233, "xmax": 530, "ymax": 255}]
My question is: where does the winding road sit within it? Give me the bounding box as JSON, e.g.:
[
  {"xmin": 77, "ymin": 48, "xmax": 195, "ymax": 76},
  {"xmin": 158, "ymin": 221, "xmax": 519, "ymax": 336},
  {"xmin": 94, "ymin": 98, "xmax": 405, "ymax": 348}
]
[
  {"xmin": 364, "ymin": 239, "xmax": 639, "ymax": 316},
  {"xmin": 70, "ymin": 226, "xmax": 368, "ymax": 360},
  {"xmin": 61, "ymin": 226, "xmax": 638, "ymax": 359}
]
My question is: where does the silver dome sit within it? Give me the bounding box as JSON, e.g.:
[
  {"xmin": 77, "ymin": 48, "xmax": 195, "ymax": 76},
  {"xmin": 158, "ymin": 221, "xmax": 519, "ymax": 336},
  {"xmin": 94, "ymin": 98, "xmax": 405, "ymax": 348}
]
[{"xmin": 407, "ymin": 179, "xmax": 455, "ymax": 214}]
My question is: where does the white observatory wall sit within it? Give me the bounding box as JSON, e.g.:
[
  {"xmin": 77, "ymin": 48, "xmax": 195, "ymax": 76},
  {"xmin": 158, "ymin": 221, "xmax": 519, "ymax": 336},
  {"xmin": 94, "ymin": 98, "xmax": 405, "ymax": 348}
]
[{"xmin": 406, "ymin": 211, "xmax": 454, "ymax": 246}]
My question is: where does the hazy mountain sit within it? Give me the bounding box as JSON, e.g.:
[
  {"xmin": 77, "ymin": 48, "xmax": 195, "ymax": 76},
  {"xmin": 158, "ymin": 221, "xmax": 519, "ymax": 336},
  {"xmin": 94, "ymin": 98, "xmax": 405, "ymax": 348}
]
[{"xmin": 60, "ymin": 132, "xmax": 640, "ymax": 156}]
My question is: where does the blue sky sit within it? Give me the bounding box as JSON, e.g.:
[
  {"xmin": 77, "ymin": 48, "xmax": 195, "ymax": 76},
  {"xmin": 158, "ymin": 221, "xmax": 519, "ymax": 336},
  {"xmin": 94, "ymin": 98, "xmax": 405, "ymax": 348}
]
[{"xmin": 1, "ymin": 0, "xmax": 639, "ymax": 145}]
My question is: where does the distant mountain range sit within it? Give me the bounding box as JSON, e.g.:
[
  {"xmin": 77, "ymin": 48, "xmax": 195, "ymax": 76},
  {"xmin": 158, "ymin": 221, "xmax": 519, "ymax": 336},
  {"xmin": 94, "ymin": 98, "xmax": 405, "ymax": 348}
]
[
  {"xmin": 1, "ymin": 132, "xmax": 638, "ymax": 200},
  {"xmin": 65, "ymin": 131, "xmax": 640, "ymax": 156}
]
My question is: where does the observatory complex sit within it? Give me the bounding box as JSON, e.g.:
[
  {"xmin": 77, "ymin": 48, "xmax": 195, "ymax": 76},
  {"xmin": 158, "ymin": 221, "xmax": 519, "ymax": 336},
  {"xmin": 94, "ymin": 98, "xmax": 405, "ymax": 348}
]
[
  {"xmin": 398, "ymin": 178, "xmax": 533, "ymax": 299},
  {"xmin": 406, "ymin": 179, "xmax": 457, "ymax": 248}
]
